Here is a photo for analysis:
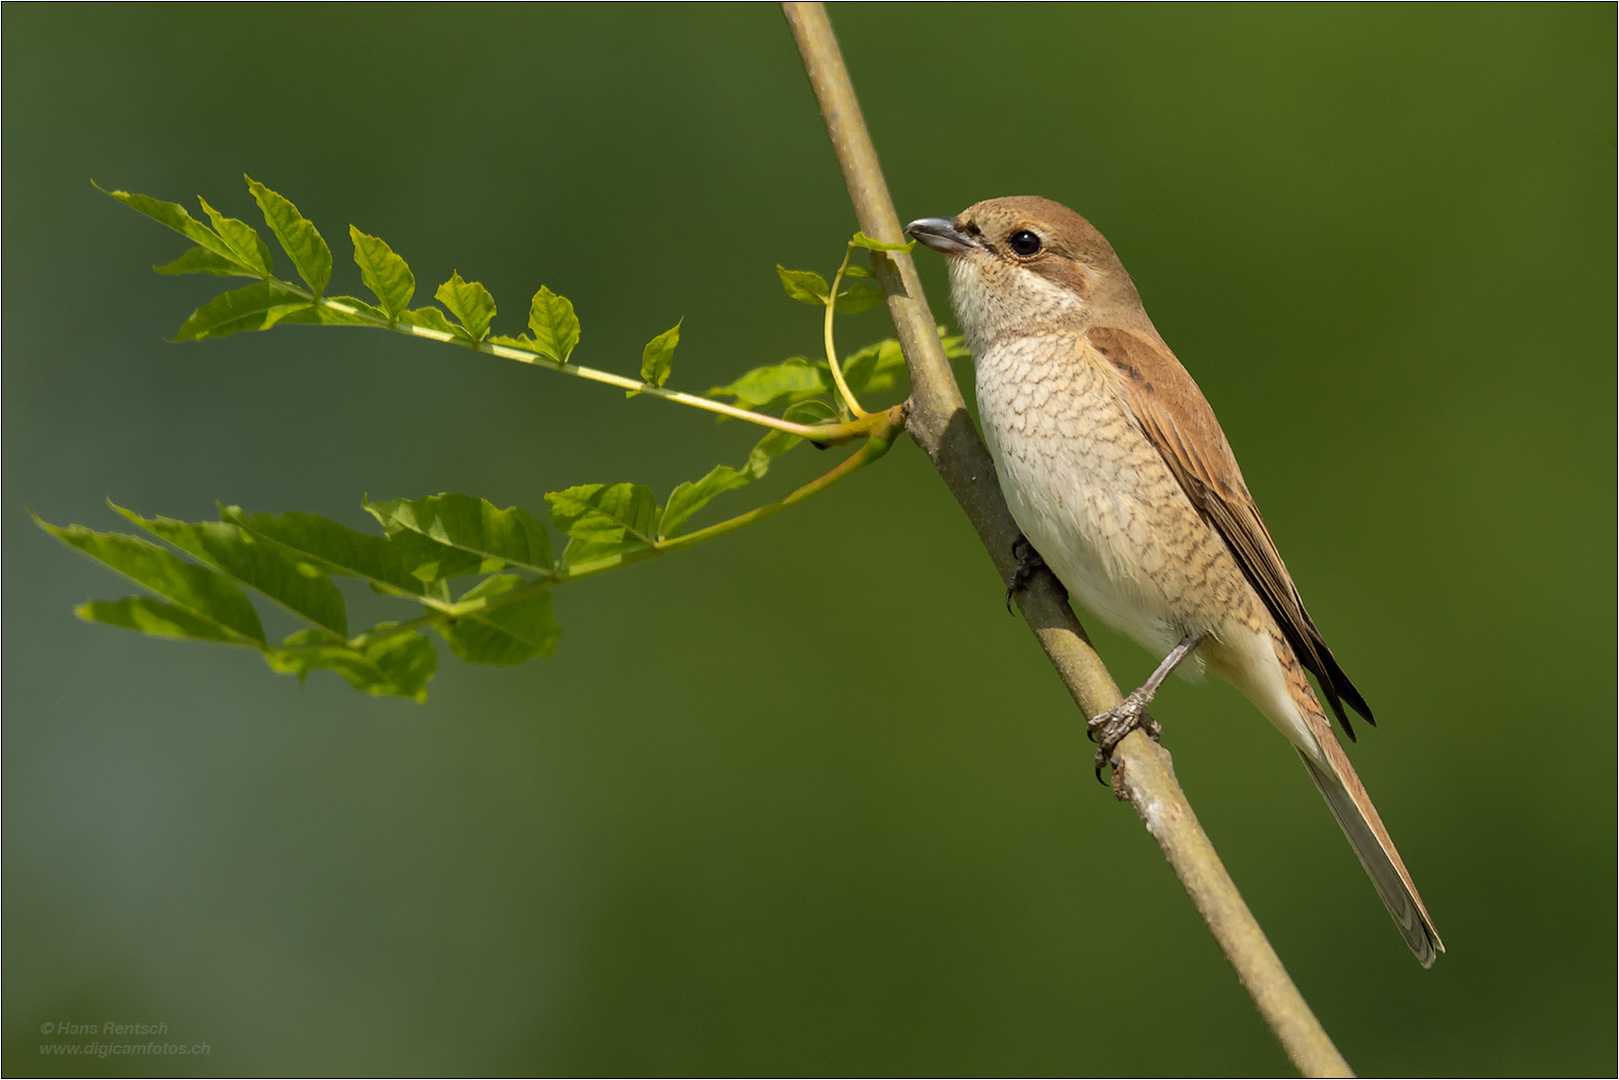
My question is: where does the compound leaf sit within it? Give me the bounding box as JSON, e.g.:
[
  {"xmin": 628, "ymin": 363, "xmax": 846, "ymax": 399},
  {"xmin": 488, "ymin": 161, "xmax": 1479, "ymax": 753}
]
[{"xmin": 246, "ymin": 175, "xmax": 332, "ymax": 296}]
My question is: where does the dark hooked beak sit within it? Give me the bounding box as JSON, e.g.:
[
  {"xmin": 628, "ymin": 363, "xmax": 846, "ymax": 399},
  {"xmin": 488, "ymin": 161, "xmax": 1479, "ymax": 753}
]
[{"xmin": 905, "ymin": 216, "xmax": 981, "ymax": 257}]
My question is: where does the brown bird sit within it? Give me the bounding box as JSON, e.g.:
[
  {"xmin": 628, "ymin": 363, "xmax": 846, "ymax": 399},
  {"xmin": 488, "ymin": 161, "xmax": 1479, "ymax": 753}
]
[{"xmin": 907, "ymin": 196, "xmax": 1442, "ymax": 966}]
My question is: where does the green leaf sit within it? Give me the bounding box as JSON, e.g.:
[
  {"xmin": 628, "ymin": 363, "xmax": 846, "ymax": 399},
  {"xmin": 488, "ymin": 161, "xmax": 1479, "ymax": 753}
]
[
  {"xmin": 746, "ymin": 398, "xmax": 832, "ymax": 473},
  {"xmin": 246, "ymin": 175, "xmax": 332, "ymax": 296},
  {"xmin": 939, "ymin": 328, "xmax": 971, "ymax": 359},
  {"xmin": 659, "ymin": 465, "xmax": 752, "ymax": 538},
  {"xmin": 851, "ymin": 231, "xmax": 915, "ymax": 252},
  {"xmin": 100, "ymin": 186, "xmax": 245, "ymax": 266},
  {"xmin": 221, "ymin": 506, "xmax": 449, "ymax": 603},
  {"xmin": 114, "ymin": 505, "xmax": 347, "ymax": 636},
  {"xmin": 154, "ymin": 246, "xmax": 251, "ymax": 277},
  {"xmin": 398, "ymin": 307, "xmax": 458, "ymax": 336},
  {"xmin": 545, "ymin": 483, "xmax": 659, "ymax": 567},
  {"xmin": 389, "ymin": 530, "xmax": 489, "ymax": 583},
  {"xmin": 266, "ymin": 626, "xmax": 436, "ymax": 701},
  {"xmin": 76, "ymin": 596, "xmax": 247, "ymax": 645},
  {"xmin": 706, "ymin": 357, "xmax": 831, "ymax": 410},
  {"xmin": 436, "ymin": 575, "xmax": 561, "ymax": 665},
  {"xmin": 636, "ymin": 319, "xmax": 681, "ymax": 393},
  {"xmin": 197, "ymin": 196, "xmax": 273, "ymax": 277},
  {"xmin": 172, "ymin": 282, "xmax": 312, "ymax": 340},
  {"xmin": 434, "ymin": 271, "xmax": 495, "ymax": 342},
  {"xmin": 841, "ymin": 264, "xmax": 872, "ymax": 279},
  {"xmin": 833, "ymin": 278, "xmax": 884, "ymax": 314},
  {"xmin": 777, "ymin": 265, "xmax": 829, "ymax": 306},
  {"xmin": 842, "ymin": 338, "xmax": 907, "ymax": 398},
  {"xmin": 36, "ymin": 514, "xmax": 266, "ymax": 643},
  {"xmin": 487, "ymin": 334, "xmax": 536, "ymax": 350},
  {"xmin": 349, "ymin": 227, "xmax": 415, "ymax": 319},
  {"xmin": 363, "ymin": 493, "xmax": 553, "ymax": 575},
  {"xmin": 528, "ymin": 286, "xmax": 580, "ymax": 363}
]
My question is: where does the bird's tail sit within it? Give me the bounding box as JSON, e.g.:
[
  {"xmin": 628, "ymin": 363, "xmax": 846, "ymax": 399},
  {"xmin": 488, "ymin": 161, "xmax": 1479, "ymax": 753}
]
[{"xmin": 1274, "ymin": 630, "xmax": 1444, "ymax": 967}]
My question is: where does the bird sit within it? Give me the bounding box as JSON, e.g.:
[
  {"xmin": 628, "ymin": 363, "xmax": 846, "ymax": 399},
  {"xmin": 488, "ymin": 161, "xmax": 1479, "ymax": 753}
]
[{"xmin": 906, "ymin": 196, "xmax": 1442, "ymax": 967}]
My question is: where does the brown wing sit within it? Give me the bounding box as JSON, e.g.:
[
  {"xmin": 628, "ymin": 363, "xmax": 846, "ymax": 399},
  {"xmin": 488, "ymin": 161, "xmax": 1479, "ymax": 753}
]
[{"xmin": 1085, "ymin": 325, "xmax": 1372, "ymax": 739}]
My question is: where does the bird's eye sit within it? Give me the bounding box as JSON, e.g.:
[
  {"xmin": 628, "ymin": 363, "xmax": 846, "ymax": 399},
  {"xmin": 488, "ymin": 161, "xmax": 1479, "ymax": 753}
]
[{"xmin": 1009, "ymin": 229, "xmax": 1042, "ymax": 256}]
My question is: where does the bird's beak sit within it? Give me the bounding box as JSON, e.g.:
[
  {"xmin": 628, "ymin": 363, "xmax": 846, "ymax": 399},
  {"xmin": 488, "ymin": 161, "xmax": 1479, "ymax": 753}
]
[{"xmin": 905, "ymin": 217, "xmax": 981, "ymax": 257}]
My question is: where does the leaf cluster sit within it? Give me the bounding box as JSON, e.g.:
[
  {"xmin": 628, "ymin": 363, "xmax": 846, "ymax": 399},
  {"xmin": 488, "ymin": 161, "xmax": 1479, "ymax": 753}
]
[
  {"xmin": 38, "ymin": 400, "xmax": 816, "ymax": 701},
  {"xmin": 112, "ymin": 175, "xmax": 598, "ymax": 357},
  {"xmin": 47, "ymin": 179, "xmax": 943, "ymax": 700}
]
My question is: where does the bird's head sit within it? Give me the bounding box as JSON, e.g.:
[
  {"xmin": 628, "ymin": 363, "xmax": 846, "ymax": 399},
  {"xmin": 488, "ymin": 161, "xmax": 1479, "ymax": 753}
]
[{"xmin": 907, "ymin": 196, "xmax": 1135, "ymax": 350}]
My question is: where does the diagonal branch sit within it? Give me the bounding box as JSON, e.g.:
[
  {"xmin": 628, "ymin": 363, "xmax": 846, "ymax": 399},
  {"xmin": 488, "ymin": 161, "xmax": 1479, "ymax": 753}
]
[{"xmin": 781, "ymin": 4, "xmax": 1353, "ymax": 1077}]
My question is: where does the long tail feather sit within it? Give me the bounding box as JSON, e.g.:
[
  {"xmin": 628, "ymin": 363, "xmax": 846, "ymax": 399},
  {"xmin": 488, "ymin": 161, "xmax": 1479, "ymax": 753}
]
[
  {"xmin": 1296, "ymin": 747, "xmax": 1443, "ymax": 966},
  {"xmin": 1271, "ymin": 628, "xmax": 1444, "ymax": 966}
]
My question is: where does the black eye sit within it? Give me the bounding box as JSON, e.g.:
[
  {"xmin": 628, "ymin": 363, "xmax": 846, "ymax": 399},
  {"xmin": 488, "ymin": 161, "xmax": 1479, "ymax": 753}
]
[{"xmin": 1009, "ymin": 229, "xmax": 1042, "ymax": 256}]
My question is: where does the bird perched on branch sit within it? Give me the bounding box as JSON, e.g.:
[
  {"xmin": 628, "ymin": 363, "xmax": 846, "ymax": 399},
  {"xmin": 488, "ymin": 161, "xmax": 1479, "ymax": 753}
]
[{"xmin": 908, "ymin": 197, "xmax": 1442, "ymax": 966}]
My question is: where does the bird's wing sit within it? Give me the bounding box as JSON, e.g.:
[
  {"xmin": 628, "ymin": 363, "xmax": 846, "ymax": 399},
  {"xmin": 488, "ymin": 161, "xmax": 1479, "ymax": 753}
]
[{"xmin": 1084, "ymin": 325, "xmax": 1372, "ymax": 737}]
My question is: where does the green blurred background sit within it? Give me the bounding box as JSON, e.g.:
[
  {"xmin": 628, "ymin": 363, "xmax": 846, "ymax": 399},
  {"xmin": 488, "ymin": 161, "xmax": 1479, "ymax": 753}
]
[{"xmin": 4, "ymin": 4, "xmax": 1613, "ymax": 1075}]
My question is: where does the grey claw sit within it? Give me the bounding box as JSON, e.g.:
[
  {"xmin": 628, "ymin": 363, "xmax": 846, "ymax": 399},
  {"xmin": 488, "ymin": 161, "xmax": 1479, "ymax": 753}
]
[
  {"xmin": 1006, "ymin": 536, "xmax": 1046, "ymax": 613},
  {"xmin": 1086, "ymin": 697, "xmax": 1161, "ymax": 784}
]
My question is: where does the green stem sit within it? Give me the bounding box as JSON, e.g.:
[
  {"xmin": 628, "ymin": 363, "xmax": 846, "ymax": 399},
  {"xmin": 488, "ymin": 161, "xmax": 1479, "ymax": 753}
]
[
  {"xmin": 821, "ymin": 245, "xmax": 867, "ymax": 419},
  {"xmin": 307, "ymin": 292, "xmax": 882, "ymax": 443}
]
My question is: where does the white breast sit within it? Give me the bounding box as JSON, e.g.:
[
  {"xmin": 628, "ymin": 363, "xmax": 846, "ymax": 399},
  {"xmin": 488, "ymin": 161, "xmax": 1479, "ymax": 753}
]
[{"xmin": 972, "ymin": 332, "xmax": 1195, "ymax": 666}]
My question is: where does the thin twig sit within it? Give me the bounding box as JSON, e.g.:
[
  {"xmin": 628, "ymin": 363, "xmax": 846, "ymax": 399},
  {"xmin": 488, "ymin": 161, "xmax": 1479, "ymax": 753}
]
[
  {"xmin": 318, "ymin": 294, "xmax": 882, "ymax": 441},
  {"xmin": 780, "ymin": 4, "xmax": 1353, "ymax": 1077},
  {"xmin": 821, "ymin": 245, "xmax": 868, "ymax": 418}
]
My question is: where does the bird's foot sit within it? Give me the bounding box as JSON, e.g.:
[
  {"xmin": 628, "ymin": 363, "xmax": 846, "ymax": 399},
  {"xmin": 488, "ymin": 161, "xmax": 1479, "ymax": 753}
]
[
  {"xmin": 1087, "ymin": 692, "xmax": 1163, "ymax": 783},
  {"xmin": 1005, "ymin": 536, "xmax": 1050, "ymax": 613}
]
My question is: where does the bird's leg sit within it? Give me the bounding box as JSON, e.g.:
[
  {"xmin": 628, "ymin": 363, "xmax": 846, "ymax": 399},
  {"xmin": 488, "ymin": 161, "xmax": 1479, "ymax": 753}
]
[
  {"xmin": 1088, "ymin": 632, "xmax": 1205, "ymax": 780},
  {"xmin": 1005, "ymin": 535, "xmax": 1058, "ymax": 612}
]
